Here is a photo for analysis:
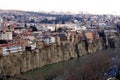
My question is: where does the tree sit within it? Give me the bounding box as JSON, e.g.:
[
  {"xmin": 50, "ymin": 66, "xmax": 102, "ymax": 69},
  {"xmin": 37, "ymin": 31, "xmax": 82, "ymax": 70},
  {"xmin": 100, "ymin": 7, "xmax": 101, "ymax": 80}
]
[
  {"xmin": 79, "ymin": 64, "xmax": 97, "ymax": 80},
  {"xmin": 87, "ymin": 53, "xmax": 111, "ymax": 79}
]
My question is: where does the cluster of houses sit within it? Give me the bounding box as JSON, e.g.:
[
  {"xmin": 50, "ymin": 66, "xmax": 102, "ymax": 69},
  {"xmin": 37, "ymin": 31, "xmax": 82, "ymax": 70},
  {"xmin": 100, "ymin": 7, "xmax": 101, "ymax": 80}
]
[
  {"xmin": 0, "ymin": 11, "xmax": 119, "ymax": 57},
  {"xmin": 0, "ymin": 22, "xmax": 103, "ymax": 57}
]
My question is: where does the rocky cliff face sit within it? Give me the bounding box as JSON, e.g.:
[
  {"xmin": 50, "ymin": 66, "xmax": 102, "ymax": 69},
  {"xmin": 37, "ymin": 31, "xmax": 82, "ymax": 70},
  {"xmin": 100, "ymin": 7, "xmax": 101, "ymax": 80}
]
[{"xmin": 0, "ymin": 32, "xmax": 119, "ymax": 76}]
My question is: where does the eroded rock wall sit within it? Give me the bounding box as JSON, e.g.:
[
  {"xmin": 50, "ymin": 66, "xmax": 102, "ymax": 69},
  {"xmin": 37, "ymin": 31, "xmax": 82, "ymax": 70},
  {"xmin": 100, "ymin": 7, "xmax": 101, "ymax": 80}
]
[
  {"xmin": 0, "ymin": 32, "xmax": 119, "ymax": 76},
  {"xmin": 0, "ymin": 43, "xmax": 78, "ymax": 76}
]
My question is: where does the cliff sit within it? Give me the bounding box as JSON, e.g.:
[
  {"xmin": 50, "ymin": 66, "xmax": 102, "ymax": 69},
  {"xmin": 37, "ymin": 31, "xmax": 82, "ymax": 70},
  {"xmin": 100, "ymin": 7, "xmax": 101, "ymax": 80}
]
[{"xmin": 0, "ymin": 32, "xmax": 119, "ymax": 76}]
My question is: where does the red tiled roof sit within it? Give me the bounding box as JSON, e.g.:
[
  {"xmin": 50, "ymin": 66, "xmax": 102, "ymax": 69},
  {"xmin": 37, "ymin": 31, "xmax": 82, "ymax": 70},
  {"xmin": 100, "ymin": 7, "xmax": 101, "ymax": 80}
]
[{"xmin": 0, "ymin": 42, "xmax": 19, "ymax": 47}]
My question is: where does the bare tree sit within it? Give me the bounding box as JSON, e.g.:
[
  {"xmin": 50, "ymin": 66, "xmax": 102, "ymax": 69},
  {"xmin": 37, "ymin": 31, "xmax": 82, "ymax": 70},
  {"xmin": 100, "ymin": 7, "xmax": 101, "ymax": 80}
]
[{"xmin": 87, "ymin": 52, "xmax": 111, "ymax": 79}]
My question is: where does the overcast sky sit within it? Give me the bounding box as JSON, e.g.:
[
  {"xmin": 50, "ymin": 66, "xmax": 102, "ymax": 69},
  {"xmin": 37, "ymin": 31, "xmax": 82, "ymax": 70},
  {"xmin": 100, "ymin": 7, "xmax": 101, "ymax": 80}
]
[{"xmin": 0, "ymin": 0, "xmax": 120, "ymax": 15}]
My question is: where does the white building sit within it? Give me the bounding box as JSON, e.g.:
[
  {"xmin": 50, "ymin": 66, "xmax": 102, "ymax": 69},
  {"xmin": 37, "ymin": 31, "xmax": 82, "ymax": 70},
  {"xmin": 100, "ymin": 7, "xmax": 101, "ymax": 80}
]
[
  {"xmin": 46, "ymin": 24, "xmax": 55, "ymax": 31},
  {"xmin": 43, "ymin": 36, "xmax": 55, "ymax": 44},
  {"xmin": 0, "ymin": 45, "xmax": 22, "ymax": 56},
  {"xmin": 0, "ymin": 32, "xmax": 12, "ymax": 40},
  {"xmin": 27, "ymin": 40, "xmax": 36, "ymax": 50},
  {"xmin": 99, "ymin": 23, "xmax": 106, "ymax": 28},
  {"xmin": 74, "ymin": 26, "xmax": 86, "ymax": 30},
  {"xmin": 0, "ymin": 17, "xmax": 3, "ymax": 23}
]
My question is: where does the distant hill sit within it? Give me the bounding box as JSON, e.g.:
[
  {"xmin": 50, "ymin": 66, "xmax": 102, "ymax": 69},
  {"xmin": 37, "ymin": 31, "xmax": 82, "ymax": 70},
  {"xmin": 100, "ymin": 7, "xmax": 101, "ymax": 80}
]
[{"xmin": 0, "ymin": 10, "xmax": 78, "ymax": 24}]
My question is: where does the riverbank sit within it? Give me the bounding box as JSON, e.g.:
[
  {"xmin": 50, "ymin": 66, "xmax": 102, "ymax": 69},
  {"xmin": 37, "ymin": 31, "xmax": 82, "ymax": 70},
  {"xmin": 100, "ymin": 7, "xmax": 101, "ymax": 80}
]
[{"xmin": 21, "ymin": 48, "xmax": 120, "ymax": 80}]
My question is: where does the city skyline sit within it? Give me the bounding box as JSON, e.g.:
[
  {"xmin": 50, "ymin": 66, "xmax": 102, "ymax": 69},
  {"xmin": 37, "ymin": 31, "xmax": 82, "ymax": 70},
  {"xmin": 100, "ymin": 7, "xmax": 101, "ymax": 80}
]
[{"xmin": 0, "ymin": 0, "xmax": 120, "ymax": 15}]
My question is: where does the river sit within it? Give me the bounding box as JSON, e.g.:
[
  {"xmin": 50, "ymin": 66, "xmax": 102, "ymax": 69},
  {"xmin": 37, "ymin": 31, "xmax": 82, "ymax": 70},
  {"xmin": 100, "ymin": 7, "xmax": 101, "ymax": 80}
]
[
  {"xmin": 21, "ymin": 48, "xmax": 120, "ymax": 80},
  {"xmin": 21, "ymin": 57, "xmax": 83, "ymax": 80}
]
